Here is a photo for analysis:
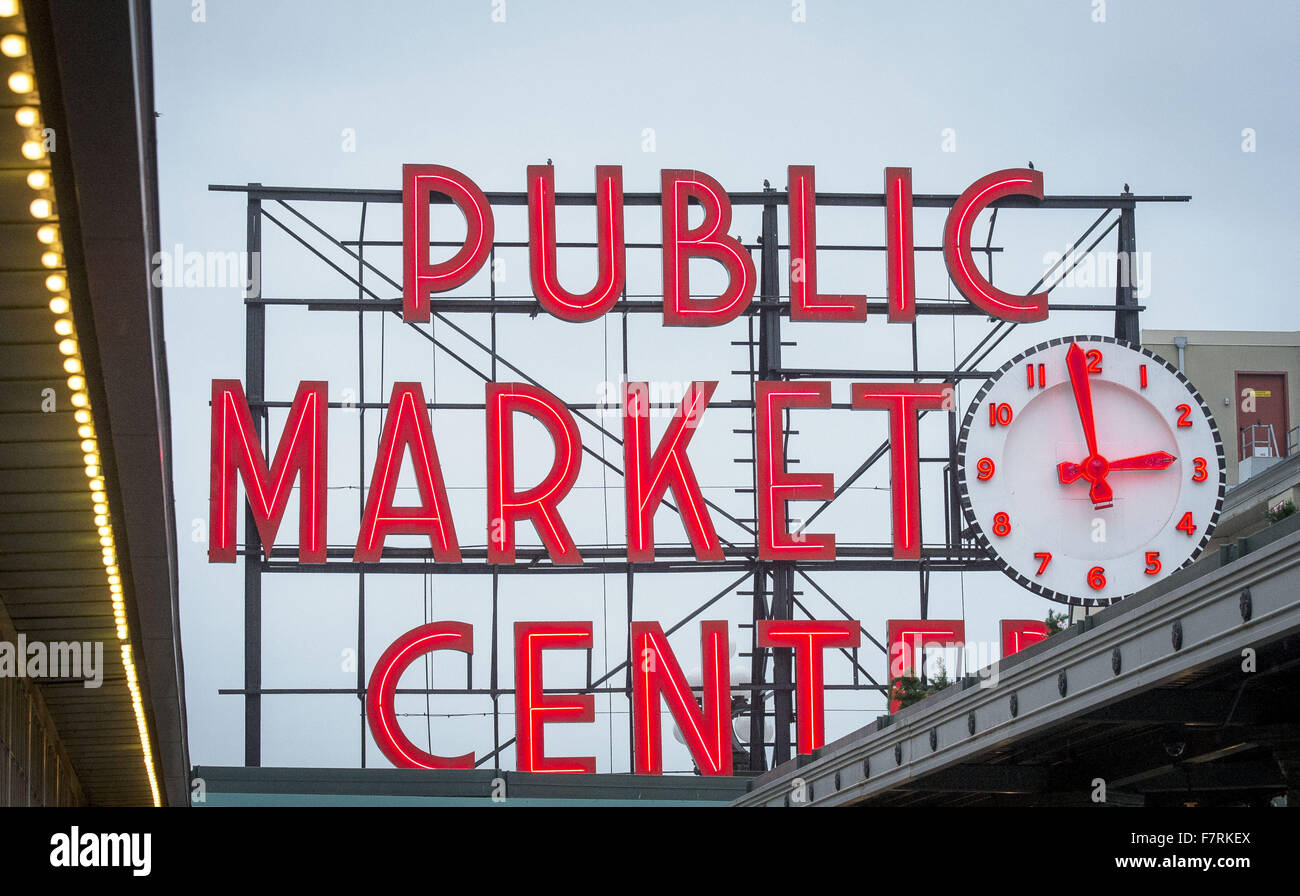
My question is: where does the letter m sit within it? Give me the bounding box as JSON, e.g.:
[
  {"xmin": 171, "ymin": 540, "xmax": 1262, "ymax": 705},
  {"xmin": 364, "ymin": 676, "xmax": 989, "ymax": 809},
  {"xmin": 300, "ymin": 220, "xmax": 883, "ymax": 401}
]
[{"xmin": 210, "ymin": 379, "xmax": 328, "ymax": 563}]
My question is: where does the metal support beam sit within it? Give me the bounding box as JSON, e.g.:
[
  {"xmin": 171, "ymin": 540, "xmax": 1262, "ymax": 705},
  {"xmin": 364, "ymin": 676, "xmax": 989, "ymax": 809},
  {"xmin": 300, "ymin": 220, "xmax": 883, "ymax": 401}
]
[{"xmin": 243, "ymin": 186, "xmax": 263, "ymax": 767}]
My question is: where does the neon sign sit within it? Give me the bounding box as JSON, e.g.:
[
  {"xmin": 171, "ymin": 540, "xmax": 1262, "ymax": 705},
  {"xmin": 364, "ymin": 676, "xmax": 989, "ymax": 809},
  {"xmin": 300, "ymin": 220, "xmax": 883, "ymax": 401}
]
[{"xmin": 210, "ymin": 162, "xmax": 1090, "ymax": 775}]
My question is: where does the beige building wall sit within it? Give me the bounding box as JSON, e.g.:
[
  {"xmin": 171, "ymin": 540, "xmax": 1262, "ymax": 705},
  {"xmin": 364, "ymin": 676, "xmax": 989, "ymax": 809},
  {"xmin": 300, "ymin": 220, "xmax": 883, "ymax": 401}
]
[{"xmin": 1142, "ymin": 330, "xmax": 1300, "ymax": 486}]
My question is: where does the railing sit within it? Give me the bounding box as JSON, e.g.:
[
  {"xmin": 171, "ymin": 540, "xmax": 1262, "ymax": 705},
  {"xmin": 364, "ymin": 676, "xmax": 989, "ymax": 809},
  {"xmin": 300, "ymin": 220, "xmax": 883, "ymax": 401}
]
[{"xmin": 1241, "ymin": 423, "xmax": 1279, "ymax": 460}]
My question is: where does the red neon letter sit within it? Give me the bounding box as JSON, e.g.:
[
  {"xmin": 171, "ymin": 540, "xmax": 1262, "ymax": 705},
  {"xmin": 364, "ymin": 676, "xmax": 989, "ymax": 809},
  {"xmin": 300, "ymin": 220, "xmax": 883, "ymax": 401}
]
[
  {"xmin": 1000, "ymin": 619, "xmax": 1050, "ymax": 658},
  {"xmin": 486, "ymin": 383, "xmax": 583, "ymax": 564},
  {"xmin": 661, "ymin": 169, "xmax": 756, "ymax": 326},
  {"xmin": 850, "ymin": 383, "xmax": 953, "ymax": 560},
  {"xmin": 209, "ymin": 379, "xmax": 327, "ymax": 563},
  {"xmin": 514, "ymin": 621, "xmax": 596, "ymax": 773},
  {"xmin": 756, "ymin": 381, "xmax": 835, "ymax": 561},
  {"xmin": 632, "ymin": 620, "xmax": 731, "ymax": 776},
  {"xmin": 528, "ymin": 164, "xmax": 625, "ymax": 323},
  {"xmin": 402, "ymin": 164, "xmax": 494, "ymax": 323},
  {"xmin": 366, "ymin": 622, "xmax": 474, "ymax": 768},
  {"xmin": 355, "ymin": 382, "xmax": 461, "ymax": 562},
  {"xmin": 757, "ymin": 620, "xmax": 860, "ymax": 754},
  {"xmin": 885, "ymin": 167, "xmax": 916, "ymax": 323},
  {"xmin": 887, "ymin": 619, "xmax": 965, "ymax": 713},
  {"xmin": 943, "ymin": 168, "xmax": 1048, "ymax": 322},
  {"xmin": 788, "ymin": 165, "xmax": 866, "ymax": 322},
  {"xmin": 623, "ymin": 381, "xmax": 723, "ymax": 562}
]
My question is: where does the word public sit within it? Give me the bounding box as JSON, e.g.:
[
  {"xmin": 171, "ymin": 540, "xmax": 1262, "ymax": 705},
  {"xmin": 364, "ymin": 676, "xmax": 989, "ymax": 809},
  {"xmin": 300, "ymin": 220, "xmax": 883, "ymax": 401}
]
[{"xmin": 402, "ymin": 163, "xmax": 1050, "ymax": 325}]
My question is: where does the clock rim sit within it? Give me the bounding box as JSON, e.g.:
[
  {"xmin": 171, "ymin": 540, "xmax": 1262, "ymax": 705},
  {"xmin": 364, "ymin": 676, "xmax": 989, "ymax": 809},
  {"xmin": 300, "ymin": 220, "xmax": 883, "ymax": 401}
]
[{"xmin": 956, "ymin": 334, "xmax": 1227, "ymax": 607}]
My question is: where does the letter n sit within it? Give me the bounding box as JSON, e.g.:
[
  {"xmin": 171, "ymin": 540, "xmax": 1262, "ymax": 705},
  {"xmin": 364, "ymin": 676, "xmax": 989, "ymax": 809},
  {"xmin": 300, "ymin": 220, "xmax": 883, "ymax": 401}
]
[{"xmin": 631, "ymin": 620, "xmax": 731, "ymax": 776}]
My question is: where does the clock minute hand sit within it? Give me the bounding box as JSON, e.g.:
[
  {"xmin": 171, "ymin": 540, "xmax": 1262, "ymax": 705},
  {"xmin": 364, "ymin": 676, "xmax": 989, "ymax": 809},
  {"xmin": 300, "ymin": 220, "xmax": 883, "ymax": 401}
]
[
  {"xmin": 1065, "ymin": 344, "xmax": 1101, "ymax": 459},
  {"xmin": 1063, "ymin": 344, "xmax": 1113, "ymax": 508}
]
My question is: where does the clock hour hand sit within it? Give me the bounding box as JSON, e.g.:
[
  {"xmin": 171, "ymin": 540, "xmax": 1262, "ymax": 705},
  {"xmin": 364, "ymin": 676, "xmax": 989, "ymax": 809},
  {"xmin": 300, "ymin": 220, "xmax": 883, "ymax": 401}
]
[
  {"xmin": 1108, "ymin": 451, "xmax": 1176, "ymax": 471},
  {"xmin": 1058, "ymin": 451, "xmax": 1175, "ymax": 483}
]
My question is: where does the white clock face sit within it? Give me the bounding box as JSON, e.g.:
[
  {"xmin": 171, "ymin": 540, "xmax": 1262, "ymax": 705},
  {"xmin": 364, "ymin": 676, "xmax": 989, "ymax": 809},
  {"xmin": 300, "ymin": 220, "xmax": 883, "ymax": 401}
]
[{"xmin": 958, "ymin": 336, "xmax": 1225, "ymax": 606}]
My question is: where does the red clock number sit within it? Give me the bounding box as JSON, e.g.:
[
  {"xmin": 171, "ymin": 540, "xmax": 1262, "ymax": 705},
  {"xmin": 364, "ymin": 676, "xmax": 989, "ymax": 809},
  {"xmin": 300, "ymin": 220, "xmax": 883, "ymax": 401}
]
[
  {"xmin": 1139, "ymin": 364, "xmax": 1148, "ymax": 389},
  {"xmin": 1144, "ymin": 551, "xmax": 1161, "ymax": 575},
  {"xmin": 1026, "ymin": 363, "xmax": 1047, "ymax": 389},
  {"xmin": 1088, "ymin": 566, "xmax": 1106, "ymax": 590},
  {"xmin": 1176, "ymin": 511, "xmax": 1196, "ymax": 536},
  {"xmin": 992, "ymin": 512, "xmax": 1011, "ymax": 537},
  {"xmin": 1175, "ymin": 404, "xmax": 1193, "ymax": 427},
  {"xmin": 1192, "ymin": 457, "xmax": 1207, "ymax": 482},
  {"xmin": 988, "ymin": 402, "xmax": 1013, "ymax": 427},
  {"xmin": 1085, "ymin": 349, "xmax": 1102, "ymax": 374},
  {"xmin": 1033, "ymin": 552, "xmax": 1052, "ymax": 576},
  {"xmin": 976, "ymin": 457, "xmax": 996, "ymax": 481}
]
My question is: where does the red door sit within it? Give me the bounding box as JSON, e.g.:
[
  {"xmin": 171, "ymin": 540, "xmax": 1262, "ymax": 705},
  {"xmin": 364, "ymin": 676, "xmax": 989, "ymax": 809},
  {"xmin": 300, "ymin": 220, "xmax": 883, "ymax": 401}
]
[{"xmin": 1235, "ymin": 371, "xmax": 1289, "ymax": 458}]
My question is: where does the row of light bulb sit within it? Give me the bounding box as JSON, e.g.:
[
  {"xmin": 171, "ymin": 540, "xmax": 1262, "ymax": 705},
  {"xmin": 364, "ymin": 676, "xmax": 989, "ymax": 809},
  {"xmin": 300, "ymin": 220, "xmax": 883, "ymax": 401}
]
[{"xmin": 4, "ymin": 0, "xmax": 160, "ymax": 807}]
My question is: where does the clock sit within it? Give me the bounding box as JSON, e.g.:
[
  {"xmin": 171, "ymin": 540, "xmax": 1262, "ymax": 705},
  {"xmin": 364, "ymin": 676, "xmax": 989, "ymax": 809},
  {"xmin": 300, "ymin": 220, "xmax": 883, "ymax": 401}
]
[{"xmin": 957, "ymin": 336, "xmax": 1225, "ymax": 606}]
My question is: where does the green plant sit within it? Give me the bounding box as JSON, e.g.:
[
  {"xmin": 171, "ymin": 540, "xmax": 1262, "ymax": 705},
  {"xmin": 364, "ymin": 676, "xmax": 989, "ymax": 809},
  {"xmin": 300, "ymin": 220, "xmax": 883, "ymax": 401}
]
[
  {"xmin": 1267, "ymin": 499, "xmax": 1296, "ymax": 524},
  {"xmin": 1044, "ymin": 608, "xmax": 1068, "ymax": 635},
  {"xmin": 889, "ymin": 659, "xmax": 953, "ymax": 709}
]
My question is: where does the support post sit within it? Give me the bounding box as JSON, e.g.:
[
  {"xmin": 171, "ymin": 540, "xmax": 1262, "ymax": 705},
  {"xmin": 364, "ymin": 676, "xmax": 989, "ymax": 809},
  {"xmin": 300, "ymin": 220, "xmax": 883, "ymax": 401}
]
[
  {"xmin": 244, "ymin": 185, "xmax": 263, "ymax": 767},
  {"xmin": 757, "ymin": 184, "xmax": 794, "ymax": 766},
  {"xmin": 1114, "ymin": 193, "xmax": 1140, "ymax": 345}
]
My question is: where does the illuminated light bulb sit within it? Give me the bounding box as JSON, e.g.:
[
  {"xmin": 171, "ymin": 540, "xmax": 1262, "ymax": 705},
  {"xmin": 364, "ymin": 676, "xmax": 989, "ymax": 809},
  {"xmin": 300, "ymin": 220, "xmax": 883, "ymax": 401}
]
[
  {"xmin": 14, "ymin": 104, "xmax": 35, "ymax": 126},
  {"xmin": 84, "ymin": 452, "xmax": 100, "ymax": 466},
  {"xmin": 69, "ymin": 389, "xmax": 88, "ymax": 406},
  {"xmin": 28, "ymin": 170, "xmax": 48, "ymax": 190},
  {"xmin": 93, "ymin": 502, "xmax": 107, "ymax": 514},
  {"xmin": 1, "ymin": 34, "xmax": 26, "ymax": 57},
  {"xmin": 110, "ymin": 583, "xmax": 122, "ymax": 594},
  {"xmin": 78, "ymin": 424, "xmax": 93, "ymax": 438},
  {"xmin": 66, "ymin": 373, "xmax": 85, "ymax": 390},
  {"xmin": 95, "ymin": 514, "xmax": 107, "ymax": 526},
  {"xmin": 108, "ymin": 574, "xmax": 119, "ymax": 585},
  {"xmin": 98, "ymin": 525, "xmax": 110, "ymax": 537},
  {"xmin": 54, "ymin": 319, "xmax": 73, "ymax": 337},
  {"xmin": 106, "ymin": 565, "xmax": 118, "ymax": 576},
  {"xmin": 85, "ymin": 464, "xmax": 99, "ymax": 477},
  {"xmin": 49, "ymin": 296, "xmax": 69, "ymax": 314},
  {"xmin": 99, "ymin": 535, "xmax": 113, "ymax": 548},
  {"xmin": 90, "ymin": 477, "xmax": 103, "ymax": 490},
  {"xmin": 116, "ymin": 627, "xmax": 126, "ymax": 640},
  {"xmin": 45, "ymin": 273, "xmax": 66, "ymax": 291},
  {"xmin": 29, "ymin": 197, "xmax": 51, "ymax": 218},
  {"xmin": 81, "ymin": 438, "xmax": 96, "ymax": 453},
  {"xmin": 0, "ymin": 2, "xmax": 18, "ymax": 19},
  {"xmin": 36, "ymin": 224, "xmax": 57, "ymax": 243},
  {"xmin": 57, "ymin": 338, "xmax": 76, "ymax": 355},
  {"xmin": 20, "ymin": 139, "xmax": 43, "ymax": 160},
  {"xmin": 41, "ymin": 251, "xmax": 61, "ymax": 268},
  {"xmin": 8, "ymin": 70, "xmax": 32, "ymax": 94}
]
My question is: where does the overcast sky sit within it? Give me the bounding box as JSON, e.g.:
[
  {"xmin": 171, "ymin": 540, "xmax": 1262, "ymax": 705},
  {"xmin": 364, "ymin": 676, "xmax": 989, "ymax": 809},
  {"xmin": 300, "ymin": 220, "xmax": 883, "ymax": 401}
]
[{"xmin": 152, "ymin": 0, "xmax": 1300, "ymax": 773}]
